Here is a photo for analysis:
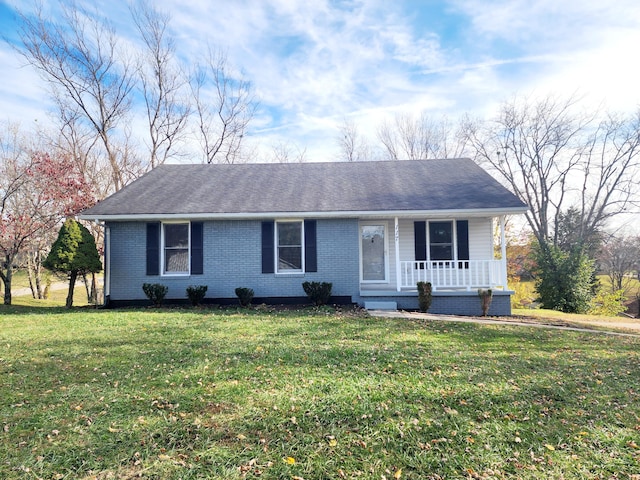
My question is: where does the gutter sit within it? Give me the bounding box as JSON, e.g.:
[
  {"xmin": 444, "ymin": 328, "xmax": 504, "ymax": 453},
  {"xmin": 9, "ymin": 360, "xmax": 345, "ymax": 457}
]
[{"xmin": 80, "ymin": 207, "xmax": 529, "ymax": 222}]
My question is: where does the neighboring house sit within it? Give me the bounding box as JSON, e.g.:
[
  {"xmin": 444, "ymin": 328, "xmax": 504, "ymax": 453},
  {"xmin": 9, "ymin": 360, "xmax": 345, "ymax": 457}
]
[{"xmin": 80, "ymin": 159, "xmax": 528, "ymax": 315}]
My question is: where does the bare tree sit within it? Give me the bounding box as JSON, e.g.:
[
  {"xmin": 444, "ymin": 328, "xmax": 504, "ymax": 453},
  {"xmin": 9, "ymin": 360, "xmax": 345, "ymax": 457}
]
[
  {"xmin": 377, "ymin": 113, "xmax": 466, "ymax": 160},
  {"xmin": 268, "ymin": 141, "xmax": 308, "ymax": 163},
  {"xmin": 16, "ymin": 1, "xmax": 137, "ymax": 191},
  {"xmin": 0, "ymin": 123, "xmax": 31, "ymax": 304},
  {"xmin": 576, "ymin": 112, "xmax": 640, "ymax": 241},
  {"xmin": 191, "ymin": 48, "xmax": 257, "ymax": 164},
  {"xmin": 599, "ymin": 234, "xmax": 640, "ymax": 292},
  {"xmin": 462, "ymin": 94, "xmax": 640, "ymax": 246},
  {"xmin": 336, "ymin": 118, "xmax": 371, "ymax": 161},
  {"xmin": 35, "ymin": 102, "xmax": 110, "ymax": 205},
  {"xmin": 131, "ymin": 1, "xmax": 190, "ymax": 168}
]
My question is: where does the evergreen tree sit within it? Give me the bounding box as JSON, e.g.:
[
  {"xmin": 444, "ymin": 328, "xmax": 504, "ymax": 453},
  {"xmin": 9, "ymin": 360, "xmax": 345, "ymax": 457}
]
[
  {"xmin": 44, "ymin": 219, "xmax": 101, "ymax": 308},
  {"xmin": 533, "ymin": 241, "xmax": 595, "ymax": 314}
]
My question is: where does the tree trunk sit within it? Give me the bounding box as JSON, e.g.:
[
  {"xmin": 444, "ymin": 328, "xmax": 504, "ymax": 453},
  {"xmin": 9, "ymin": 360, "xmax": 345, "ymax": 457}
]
[
  {"xmin": 2, "ymin": 257, "xmax": 13, "ymax": 305},
  {"xmin": 34, "ymin": 251, "xmax": 43, "ymax": 299},
  {"xmin": 66, "ymin": 270, "xmax": 78, "ymax": 308},
  {"xmin": 82, "ymin": 272, "xmax": 90, "ymax": 302},
  {"xmin": 90, "ymin": 272, "xmax": 97, "ymax": 305},
  {"xmin": 27, "ymin": 258, "xmax": 36, "ymax": 299},
  {"xmin": 26, "ymin": 251, "xmax": 45, "ymax": 299}
]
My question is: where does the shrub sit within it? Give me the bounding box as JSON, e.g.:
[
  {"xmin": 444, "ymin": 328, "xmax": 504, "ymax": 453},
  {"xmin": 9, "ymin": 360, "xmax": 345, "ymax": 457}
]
[
  {"xmin": 588, "ymin": 288, "xmax": 626, "ymax": 316},
  {"xmin": 142, "ymin": 283, "xmax": 168, "ymax": 306},
  {"xmin": 509, "ymin": 277, "xmax": 537, "ymax": 309},
  {"xmin": 533, "ymin": 241, "xmax": 596, "ymax": 314},
  {"xmin": 302, "ymin": 281, "xmax": 332, "ymax": 306},
  {"xmin": 478, "ymin": 289, "xmax": 493, "ymax": 316},
  {"xmin": 235, "ymin": 287, "xmax": 254, "ymax": 307},
  {"xmin": 417, "ymin": 281, "xmax": 432, "ymax": 312},
  {"xmin": 186, "ymin": 285, "xmax": 208, "ymax": 306}
]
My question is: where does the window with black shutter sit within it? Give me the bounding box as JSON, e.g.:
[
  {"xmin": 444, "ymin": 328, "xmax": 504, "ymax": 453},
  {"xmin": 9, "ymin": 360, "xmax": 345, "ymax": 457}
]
[{"xmin": 262, "ymin": 220, "xmax": 317, "ymax": 274}]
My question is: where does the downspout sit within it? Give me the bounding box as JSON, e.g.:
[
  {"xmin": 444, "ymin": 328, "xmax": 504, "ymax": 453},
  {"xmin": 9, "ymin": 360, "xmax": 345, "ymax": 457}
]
[
  {"xmin": 500, "ymin": 216, "xmax": 507, "ymax": 289},
  {"xmin": 104, "ymin": 224, "xmax": 111, "ymax": 306},
  {"xmin": 395, "ymin": 217, "xmax": 401, "ymax": 292}
]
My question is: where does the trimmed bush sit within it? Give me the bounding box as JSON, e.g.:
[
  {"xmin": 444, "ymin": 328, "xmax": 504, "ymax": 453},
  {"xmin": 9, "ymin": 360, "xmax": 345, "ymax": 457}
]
[
  {"xmin": 417, "ymin": 281, "xmax": 432, "ymax": 313},
  {"xmin": 142, "ymin": 283, "xmax": 168, "ymax": 306},
  {"xmin": 302, "ymin": 281, "xmax": 332, "ymax": 306},
  {"xmin": 235, "ymin": 287, "xmax": 254, "ymax": 307},
  {"xmin": 186, "ymin": 285, "xmax": 208, "ymax": 306},
  {"xmin": 478, "ymin": 288, "xmax": 493, "ymax": 316}
]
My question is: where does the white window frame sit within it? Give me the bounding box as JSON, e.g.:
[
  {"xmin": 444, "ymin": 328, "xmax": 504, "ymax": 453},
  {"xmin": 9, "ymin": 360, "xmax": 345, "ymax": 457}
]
[
  {"xmin": 161, "ymin": 221, "xmax": 191, "ymax": 276},
  {"xmin": 275, "ymin": 220, "xmax": 305, "ymax": 274}
]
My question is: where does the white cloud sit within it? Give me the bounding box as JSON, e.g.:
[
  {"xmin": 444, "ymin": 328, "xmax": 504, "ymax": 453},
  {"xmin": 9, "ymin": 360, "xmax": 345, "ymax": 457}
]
[{"xmin": 2, "ymin": 0, "xmax": 640, "ymax": 164}]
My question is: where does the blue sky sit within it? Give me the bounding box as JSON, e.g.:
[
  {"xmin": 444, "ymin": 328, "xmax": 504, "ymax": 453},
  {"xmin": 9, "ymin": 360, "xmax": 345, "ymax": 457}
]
[{"xmin": 1, "ymin": 0, "xmax": 640, "ymax": 161}]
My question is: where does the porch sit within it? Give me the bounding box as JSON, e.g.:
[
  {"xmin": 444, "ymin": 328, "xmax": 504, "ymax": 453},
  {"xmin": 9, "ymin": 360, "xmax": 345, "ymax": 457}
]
[
  {"xmin": 360, "ymin": 259, "xmax": 505, "ymax": 292},
  {"xmin": 356, "ymin": 216, "xmax": 512, "ymax": 315}
]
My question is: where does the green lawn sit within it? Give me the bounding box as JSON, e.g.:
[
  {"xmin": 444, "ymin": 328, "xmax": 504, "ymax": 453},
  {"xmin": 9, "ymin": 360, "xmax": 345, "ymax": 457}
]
[{"xmin": 1, "ymin": 307, "xmax": 639, "ymax": 479}]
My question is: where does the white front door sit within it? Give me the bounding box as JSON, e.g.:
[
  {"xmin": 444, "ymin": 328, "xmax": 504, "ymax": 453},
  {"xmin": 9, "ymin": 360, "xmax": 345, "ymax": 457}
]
[{"xmin": 361, "ymin": 224, "xmax": 387, "ymax": 282}]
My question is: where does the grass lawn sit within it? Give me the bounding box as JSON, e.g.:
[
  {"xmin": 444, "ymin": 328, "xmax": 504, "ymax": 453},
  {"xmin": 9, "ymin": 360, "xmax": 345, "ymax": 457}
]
[{"xmin": 1, "ymin": 306, "xmax": 639, "ymax": 479}]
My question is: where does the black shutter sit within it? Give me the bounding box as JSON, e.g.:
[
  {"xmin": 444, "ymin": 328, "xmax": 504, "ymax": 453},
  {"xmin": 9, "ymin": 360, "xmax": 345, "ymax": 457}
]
[
  {"xmin": 456, "ymin": 220, "xmax": 469, "ymax": 268},
  {"xmin": 191, "ymin": 222, "xmax": 203, "ymax": 275},
  {"xmin": 146, "ymin": 222, "xmax": 160, "ymax": 276},
  {"xmin": 304, "ymin": 220, "xmax": 317, "ymax": 272},
  {"xmin": 414, "ymin": 221, "xmax": 427, "ymax": 261},
  {"xmin": 261, "ymin": 221, "xmax": 275, "ymax": 274}
]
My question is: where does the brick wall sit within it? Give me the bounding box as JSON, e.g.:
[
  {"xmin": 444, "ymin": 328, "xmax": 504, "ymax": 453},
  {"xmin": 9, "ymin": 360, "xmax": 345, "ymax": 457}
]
[
  {"xmin": 106, "ymin": 219, "xmax": 360, "ymax": 302},
  {"xmin": 357, "ymin": 292, "xmax": 512, "ymax": 316}
]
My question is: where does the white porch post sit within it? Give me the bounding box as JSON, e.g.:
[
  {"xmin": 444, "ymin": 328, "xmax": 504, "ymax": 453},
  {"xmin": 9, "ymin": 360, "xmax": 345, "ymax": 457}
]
[
  {"xmin": 394, "ymin": 217, "xmax": 401, "ymax": 292},
  {"xmin": 500, "ymin": 216, "xmax": 507, "ymax": 289}
]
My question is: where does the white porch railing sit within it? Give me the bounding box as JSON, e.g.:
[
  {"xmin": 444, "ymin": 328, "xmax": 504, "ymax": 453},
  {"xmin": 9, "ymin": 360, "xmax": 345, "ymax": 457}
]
[{"xmin": 400, "ymin": 260, "xmax": 505, "ymax": 291}]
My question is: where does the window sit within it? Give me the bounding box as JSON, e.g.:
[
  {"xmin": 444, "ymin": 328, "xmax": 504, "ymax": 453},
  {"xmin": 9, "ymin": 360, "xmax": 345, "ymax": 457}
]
[
  {"xmin": 429, "ymin": 221, "xmax": 453, "ymax": 261},
  {"xmin": 414, "ymin": 220, "xmax": 469, "ymax": 267},
  {"xmin": 163, "ymin": 223, "xmax": 190, "ymax": 274},
  {"xmin": 262, "ymin": 220, "xmax": 316, "ymax": 274},
  {"xmin": 276, "ymin": 221, "xmax": 303, "ymax": 272}
]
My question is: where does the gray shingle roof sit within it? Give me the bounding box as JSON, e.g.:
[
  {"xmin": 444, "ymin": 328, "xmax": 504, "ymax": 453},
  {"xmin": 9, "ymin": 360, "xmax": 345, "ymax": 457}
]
[{"xmin": 80, "ymin": 158, "xmax": 527, "ymax": 219}]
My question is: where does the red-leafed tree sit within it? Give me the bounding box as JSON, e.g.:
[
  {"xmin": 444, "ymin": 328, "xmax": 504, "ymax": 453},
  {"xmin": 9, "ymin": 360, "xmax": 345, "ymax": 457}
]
[{"xmin": 1, "ymin": 147, "xmax": 95, "ymax": 305}]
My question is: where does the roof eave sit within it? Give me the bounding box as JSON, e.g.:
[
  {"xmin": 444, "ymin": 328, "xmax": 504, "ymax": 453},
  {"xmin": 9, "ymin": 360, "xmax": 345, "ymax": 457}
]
[{"xmin": 80, "ymin": 206, "xmax": 529, "ymax": 222}]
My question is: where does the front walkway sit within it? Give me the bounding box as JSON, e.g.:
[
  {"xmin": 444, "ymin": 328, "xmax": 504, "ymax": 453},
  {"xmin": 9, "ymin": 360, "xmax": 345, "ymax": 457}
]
[{"xmin": 368, "ymin": 310, "xmax": 640, "ymax": 337}]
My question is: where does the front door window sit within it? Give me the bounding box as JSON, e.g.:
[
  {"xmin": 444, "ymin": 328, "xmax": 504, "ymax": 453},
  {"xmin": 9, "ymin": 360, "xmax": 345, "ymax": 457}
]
[{"xmin": 361, "ymin": 225, "xmax": 386, "ymax": 281}]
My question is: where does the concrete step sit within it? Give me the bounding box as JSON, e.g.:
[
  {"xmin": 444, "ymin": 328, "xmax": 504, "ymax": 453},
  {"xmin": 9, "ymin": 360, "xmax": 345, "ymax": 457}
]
[{"xmin": 364, "ymin": 301, "xmax": 397, "ymax": 310}]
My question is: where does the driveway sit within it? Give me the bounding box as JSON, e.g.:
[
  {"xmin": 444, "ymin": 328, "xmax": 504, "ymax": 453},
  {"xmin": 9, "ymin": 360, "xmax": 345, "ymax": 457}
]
[{"xmin": 368, "ymin": 310, "xmax": 640, "ymax": 338}]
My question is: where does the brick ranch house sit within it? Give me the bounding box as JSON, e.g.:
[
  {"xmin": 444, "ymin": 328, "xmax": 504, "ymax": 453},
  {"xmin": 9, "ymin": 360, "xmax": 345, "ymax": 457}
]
[{"xmin": 80, "ymin": 158, "xmax": 528, "ymax": 315}]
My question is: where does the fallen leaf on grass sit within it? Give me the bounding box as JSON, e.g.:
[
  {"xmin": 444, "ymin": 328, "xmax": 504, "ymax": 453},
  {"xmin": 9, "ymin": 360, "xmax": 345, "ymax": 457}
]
[
  {"xmin": 544, "ymin": 444, "xmax": 555, "ymax": 451},
  {"xmin": 284, "ymin": 456, "xmax": 296, "ymax": 465},
  {"xmin": 394, "ymin": 468, "xmax": 402, "ymax": 479}
]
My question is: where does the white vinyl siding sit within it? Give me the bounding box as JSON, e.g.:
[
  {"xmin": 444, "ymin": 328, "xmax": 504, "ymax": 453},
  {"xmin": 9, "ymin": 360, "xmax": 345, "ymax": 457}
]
[
  {"xmin": 396, "ymin": 218, "xmax": 493, "ymax": 263},
  {"xmin": 468, "ymin": 218, "xmax": 493, "ymax": 259}
]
